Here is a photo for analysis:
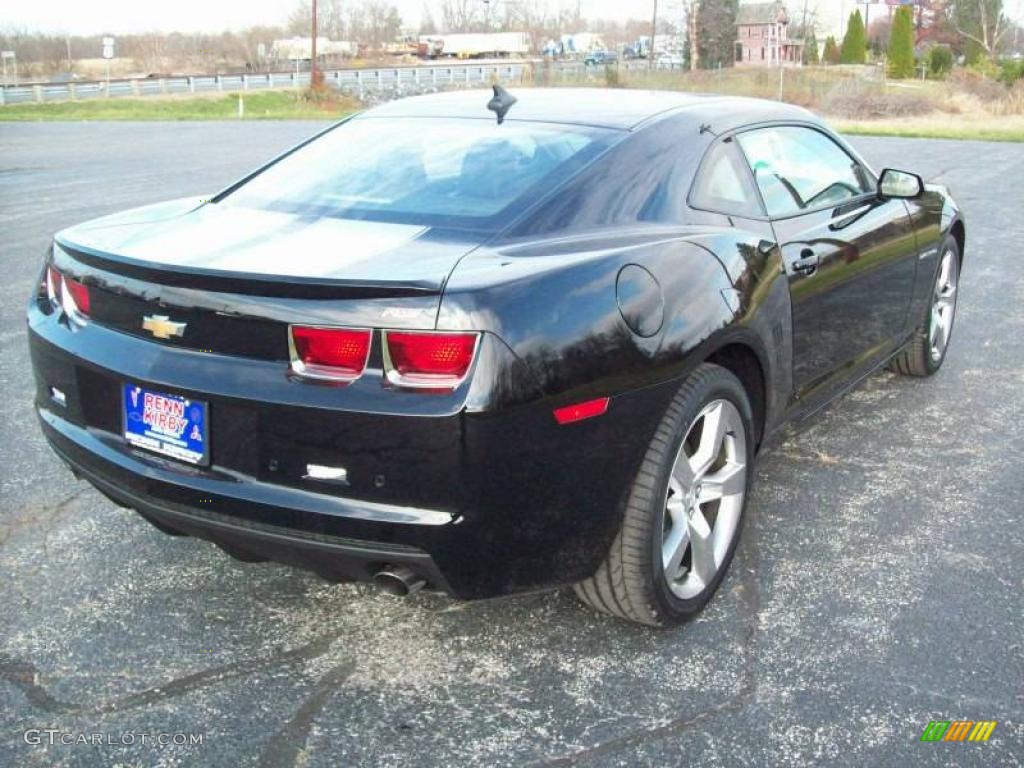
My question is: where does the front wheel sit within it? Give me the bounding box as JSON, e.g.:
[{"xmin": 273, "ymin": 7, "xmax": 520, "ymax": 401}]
[
  {"xmin": 574, "ymin": 363, "xmax": 754, "ymax": 626},
  {"xmin": 891, "ymin": 235, "xmax": 960, "ymax": 377}
]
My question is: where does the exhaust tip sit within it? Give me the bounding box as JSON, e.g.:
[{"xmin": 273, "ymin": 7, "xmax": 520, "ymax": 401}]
[{"xmin": 373, "ymin": 565, "xmax": 426, "ymax": 597}]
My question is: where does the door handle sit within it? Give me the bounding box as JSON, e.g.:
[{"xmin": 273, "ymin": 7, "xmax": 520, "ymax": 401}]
[{"xmin": 791, "ymin": 249, "xmax": 819, "ymax": 276}]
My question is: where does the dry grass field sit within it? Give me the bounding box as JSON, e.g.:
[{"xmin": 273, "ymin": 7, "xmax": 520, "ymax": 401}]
[{"xmin": 605, "ymin": 65, "xmax": 1024, "ymax": 141}]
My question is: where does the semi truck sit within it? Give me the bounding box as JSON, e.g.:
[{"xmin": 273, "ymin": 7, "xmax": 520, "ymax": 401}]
[{"xmin": 418, "ymin": 32, "xmax": 530, "ymax": 59}]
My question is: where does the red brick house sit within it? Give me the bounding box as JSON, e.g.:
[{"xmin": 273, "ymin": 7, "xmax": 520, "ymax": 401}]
[{"xmin": 735, "ymin": 2, "xmax": 803, "ymax": 67}]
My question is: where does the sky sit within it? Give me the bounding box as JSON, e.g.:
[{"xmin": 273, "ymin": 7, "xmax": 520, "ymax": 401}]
[
  {"xmin": 1, "ymin": 0, "xmax": 1021, "ymax": 36},
  {"xmin": 0, "ymin": 0, "xmax": 652, "ymax": 35}
]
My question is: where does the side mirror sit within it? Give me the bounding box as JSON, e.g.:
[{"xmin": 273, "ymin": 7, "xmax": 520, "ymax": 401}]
[{"xmin": 878, "ymin": 168, "xmax": 924, "ymax": 199}]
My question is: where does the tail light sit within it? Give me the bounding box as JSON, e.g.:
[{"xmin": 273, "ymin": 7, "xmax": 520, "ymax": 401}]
[
  {"xmin": 383, "ymin": 331, "xmax": 479, "ymax": 390},
  {"xmin": 289, "ymin": 326, "xmax": 371, "ymax": 382},
  {"xmin": 46, "ymin": 265, "xmax": 90, "ymax": 321},
  {"xmin": 45, "ymin": 265, "xmax": 62, "ymax": 307},
  {"xmin": 63, "ymin": 276, "xmax": 91, "ymax": 316}
]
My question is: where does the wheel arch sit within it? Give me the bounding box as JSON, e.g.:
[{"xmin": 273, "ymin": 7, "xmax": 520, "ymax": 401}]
[
  {"xmin": 702, "ymin": 338, "xmax": 768, "ymax": 451},
  {"xmin": 949, "ymin": 218, "xmax": 966, "ymax": 264}
]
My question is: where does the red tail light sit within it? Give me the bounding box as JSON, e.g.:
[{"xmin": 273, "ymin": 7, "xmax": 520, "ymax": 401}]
[
  {"xmin": 384, "ymin": 331, "xmax": 479, "ymax": 389},
  {"xmin": 46, "ymin": 265, "xmax": 62, "ymax": 306},
  {"xmin": 289, "ymin": 326, "xmax": 371, "ymax": 382},
  {"xmin": 47, "ymin": 266, "xmax": 90, "ymax": 320},
  {"xmin": 63, "ymin": 276, "xmax": 90, "ymax": 316}
]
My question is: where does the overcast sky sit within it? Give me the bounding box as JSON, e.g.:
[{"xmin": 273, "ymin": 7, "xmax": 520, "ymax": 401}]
[
  {"xmin": 1, "ymin": 0, "xmax": 658, "ymax": 35},
  {"xmin": 2, "ymin": 0, "xmax": 1022, "ymax": 36}
]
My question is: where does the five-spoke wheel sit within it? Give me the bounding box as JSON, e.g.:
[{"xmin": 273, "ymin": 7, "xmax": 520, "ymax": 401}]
[
  {"xmin": 929, "ymin": 248, "xmax": 959, "ymax": 364},
  {"xmin": 662, "ymin": 399, "xmax": 747, "ymax": 600},
  {"xmin": 575, "ymin": 363, "xmax": 754, "ymax": 626},
  {"xmin": 891, "ymin": 234, "xmax": 961, "ymax": 378}
]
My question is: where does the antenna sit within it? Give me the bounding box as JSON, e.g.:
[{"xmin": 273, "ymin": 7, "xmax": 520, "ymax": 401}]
[{"xmin": 487, "ymin": 85, "xmax": 517, "ymax": 125}]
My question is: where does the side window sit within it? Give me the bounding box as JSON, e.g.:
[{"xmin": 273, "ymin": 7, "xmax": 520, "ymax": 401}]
[
  {"xmin": 690, "ymin": 139, "xmax": 763, "ymax": 218},
  {"xmin": 736, "ymin": 127, "xmax": 873, "ymax": 218}
]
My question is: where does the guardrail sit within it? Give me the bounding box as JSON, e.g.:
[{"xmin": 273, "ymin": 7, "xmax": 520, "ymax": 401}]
[
  {"xmin": 0, "ymin": 59, "xmax": 677, "ymax": 106},
  {"xmin": 0, "ymin": 63, "xmax": 532, "ymax": 105}
]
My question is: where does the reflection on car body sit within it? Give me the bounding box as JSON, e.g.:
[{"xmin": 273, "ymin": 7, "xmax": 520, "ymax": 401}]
[{"xmin": 27, "ymin": 88, "xmax": 964, "ymax": 625}]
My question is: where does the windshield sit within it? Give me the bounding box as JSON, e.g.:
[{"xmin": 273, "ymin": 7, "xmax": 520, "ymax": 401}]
[{"xmin": 220, "ymin": 117, "xmax": 618, "ymax": 229}]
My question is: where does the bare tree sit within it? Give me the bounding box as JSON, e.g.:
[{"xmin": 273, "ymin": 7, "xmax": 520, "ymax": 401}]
[
  {"xmin": 441, "ymin": 0, "xmax": 481, "ymax": 32},
  {"xmin": 688, "ymin": 0, "xmax": 699, "ymax": 70},
  {"xmin": 320, "ymin": 0, "xmax": 349, "ymax": 40},
  {"xmin": 420, "ymin": 3, "xmax": 438, "ymax": 34},
  {"xmin": 287, "ymin": 1, "xmax": 313, "ymax": 36},
  {"xmin": 502, "ymin": 0, "xmax": 557, "ymax": 51},
  {"xmin": 953, "ymin": 0, "xmax": 1010, "ymax": 56},
  {"xmin": 346, "ymin": 0, "xmax": 402, "ymax": 51}
]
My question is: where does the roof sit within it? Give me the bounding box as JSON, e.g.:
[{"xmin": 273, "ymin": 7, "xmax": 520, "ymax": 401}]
[
  {"xmin": 358, "ymin": 88, "xmax": 816, "ymax": 133},
  {"xmin": 736, "ymin": 2, "xmax": 787, "ymax": 25},
  {"xmin": 359, "ymin": 88, "xmax": 723, "ymax": 130}
]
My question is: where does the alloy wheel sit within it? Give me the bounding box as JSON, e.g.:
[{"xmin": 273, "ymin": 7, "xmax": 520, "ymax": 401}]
[
  {"xmin": 662, "ymin": 399, "xmax": 747, "ymax": 600},
  {"xmin": 930, "ymin": 249, "xmax": 958, "ymax": 363}
]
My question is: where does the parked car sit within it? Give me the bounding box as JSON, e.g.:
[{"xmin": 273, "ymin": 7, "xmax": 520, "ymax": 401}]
[
  {"xmin": 584, "ymin": 50, "xmax": 618, "ymax": 66},
  {"xmin": 29, "ymin": 88, "xmax": 963, "ymax": 626}
]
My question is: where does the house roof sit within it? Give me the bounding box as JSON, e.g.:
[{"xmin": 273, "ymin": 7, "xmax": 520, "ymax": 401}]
[{"xmin": 736, "ymin": 2, "xmax": 787, "ymax": 26}]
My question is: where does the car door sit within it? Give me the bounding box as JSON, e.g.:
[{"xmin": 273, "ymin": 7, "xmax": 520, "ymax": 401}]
[{"xmin": 735, "ymin": 125, "xmax": 918, "ymax": 406}]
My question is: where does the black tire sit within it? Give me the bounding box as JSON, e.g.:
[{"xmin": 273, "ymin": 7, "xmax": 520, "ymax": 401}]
[
  {"xmin": 890, "ymin": 234, "xmax": 960, "ymax": 377},
  {"xmin": 574, "ymin": 363, "xmax": 755, "ymax": 627}
]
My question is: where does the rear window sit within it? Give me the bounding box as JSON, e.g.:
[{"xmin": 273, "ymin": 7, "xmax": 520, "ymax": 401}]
[{"xmin": 221, "ymin": 117, "xmax": 617, "ymax": 229}]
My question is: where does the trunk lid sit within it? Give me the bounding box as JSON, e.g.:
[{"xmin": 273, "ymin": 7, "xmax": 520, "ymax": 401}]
[
  {"xmin": 53, "ymin": 200, "xmax": 487, "ymax": 359},
  {"xmin": 57, "ymin": 198, "xmax": 482, "ymax": 292}
]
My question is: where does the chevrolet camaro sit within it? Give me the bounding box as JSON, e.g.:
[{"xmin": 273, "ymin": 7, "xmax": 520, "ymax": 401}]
[{"xmin": 28, "ymin": 87, "xmax": 964, "ymax": 626}]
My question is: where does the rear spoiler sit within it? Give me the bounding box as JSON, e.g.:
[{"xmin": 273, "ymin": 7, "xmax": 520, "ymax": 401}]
[{"xmin": 53, "ymin": 240, "xmax": 439, "ymax": 301}]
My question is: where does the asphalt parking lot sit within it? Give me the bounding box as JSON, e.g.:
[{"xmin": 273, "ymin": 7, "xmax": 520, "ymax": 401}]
[{"xmin": 1, "ymin": 121, "xmax": 1022, "ymax": 768}]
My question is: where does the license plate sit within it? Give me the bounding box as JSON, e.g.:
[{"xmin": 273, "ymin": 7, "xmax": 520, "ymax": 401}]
[{"xmin": 123, "ymin": 384, "xmax": 209, "ymax": 466}]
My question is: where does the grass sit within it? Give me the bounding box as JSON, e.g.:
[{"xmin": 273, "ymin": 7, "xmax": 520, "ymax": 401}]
[
  {"xmin": 834, "ymin": 115, "xmax": 1024, "ymax": 142},
  {"xmin": 0, "ymin": 89, "xmax": 359, "ymax": 121},
  {"xmin": 559, "ymin": 66, "xmax": 1024, "ymax": 142},
  {"xmin": 3, "ymin": 66, "xmax": 1022, "ymax": 142}
]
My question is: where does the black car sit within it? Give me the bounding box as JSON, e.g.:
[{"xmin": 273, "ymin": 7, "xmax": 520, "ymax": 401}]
[{"xmin": 28, "ymin": 88, "xmax": 963, "ymax": 626}]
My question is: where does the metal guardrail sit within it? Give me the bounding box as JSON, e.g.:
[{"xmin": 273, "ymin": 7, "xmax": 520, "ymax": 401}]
[
  {"xmin": 0, "ymin": 63, "xmax": 533, "ymax": 105},
  {"xmin": 0, "ymin": 59, "xmax": 678, "ymax": 106}
]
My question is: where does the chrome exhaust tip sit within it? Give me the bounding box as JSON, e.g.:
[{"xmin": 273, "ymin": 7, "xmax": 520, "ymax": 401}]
[{"xmin": 373, "ymin": 565, "xmax": 426, "ymax": 596}]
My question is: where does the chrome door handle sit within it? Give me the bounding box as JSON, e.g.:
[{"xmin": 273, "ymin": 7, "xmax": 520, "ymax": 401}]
[{"xmin": 791, "ymin": 250, "xmax": 819, "ymax": 275}]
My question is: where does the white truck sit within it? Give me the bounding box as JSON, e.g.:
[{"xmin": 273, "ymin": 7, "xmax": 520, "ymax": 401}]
[{"xmin": 419, "ymin": 32, "xmax": 530, "ymax": 59}]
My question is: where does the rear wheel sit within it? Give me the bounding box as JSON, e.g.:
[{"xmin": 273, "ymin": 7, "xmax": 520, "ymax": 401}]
[
  {"xmin": 891, "ymin": 236, "xmax": 960, "ymax": 377},
  {"xmin": 574, "ymin": 363, "xmax": 754, "ymax": 626}
]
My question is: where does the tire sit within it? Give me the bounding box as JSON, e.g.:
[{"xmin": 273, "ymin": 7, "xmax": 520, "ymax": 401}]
[
  {"xmin": 890, "ymin": 234, "xmax": 961, "ymax": 377},
  {"xmin": 574, "ymin": 363, "xmax": 755, "ymax": 627}
]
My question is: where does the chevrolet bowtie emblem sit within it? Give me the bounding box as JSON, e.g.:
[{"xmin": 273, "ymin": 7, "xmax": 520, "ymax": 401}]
[{"xmin": 142, "ymin": 314, "xmax": 187, "ymax": 339}]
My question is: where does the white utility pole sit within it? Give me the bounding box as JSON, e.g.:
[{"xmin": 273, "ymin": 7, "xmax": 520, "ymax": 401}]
[
  {"xmin": 102, "ymin": 37, "xmax": 115, "ymax": 93},
  {"xmin": 650, "ymin": 0, "xmax": 659, "ymax": 70}
]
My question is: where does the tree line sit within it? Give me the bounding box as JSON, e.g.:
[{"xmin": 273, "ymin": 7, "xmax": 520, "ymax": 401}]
[
  {"xmin": 808, "ymin": 0, "xmax": 1019, "ymax": 80},
  {"xmin": 0, "ymin": 0, "xmax": 1019, "ymax": 80}
]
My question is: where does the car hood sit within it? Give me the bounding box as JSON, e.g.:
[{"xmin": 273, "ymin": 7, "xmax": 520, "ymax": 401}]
[{"xmin": 55, "ymin": 197, "xmax": 487, "ymax": 292}]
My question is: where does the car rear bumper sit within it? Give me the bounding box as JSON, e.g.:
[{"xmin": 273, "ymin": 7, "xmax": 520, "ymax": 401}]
[
  {"xmin": 40, "ymin": 409, "xmax": 455, "ymax": 590},
  {"xmin": 28, "ymin": 304, "xmax": 677, "ymax": 599},
  {"xmin": 42, "ymin": 414, "xmax": 452, "ymax": 589}
]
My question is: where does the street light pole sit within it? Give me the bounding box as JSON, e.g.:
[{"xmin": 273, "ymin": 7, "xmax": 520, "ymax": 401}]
[{"xmin": 310, "ymin": 0, "xmax": 319, "ymax": 87}]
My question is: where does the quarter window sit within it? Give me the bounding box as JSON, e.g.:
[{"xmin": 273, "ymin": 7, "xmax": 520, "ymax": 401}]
[
  {"xmin": 690, "ymin": 139, "xmax": 763, "ymax": 218},
  {"xmin": 736, "ymin": 126, "xmax": 873, "ymax": 217}
]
